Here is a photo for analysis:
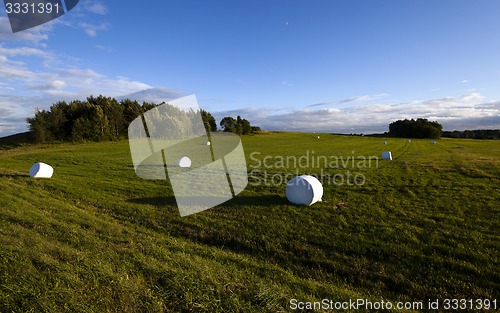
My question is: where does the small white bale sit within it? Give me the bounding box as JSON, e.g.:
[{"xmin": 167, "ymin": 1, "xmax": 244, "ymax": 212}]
[
  {"xmin": 381, "ymin": 151, "xmax": 392, "ymax": 161},
  {"xmin": 178, "ymin": 156, "xmax": 192, "ymax": 168},
  {"xmin": 317, "ymin": 136, "xmax": 320, "ymax": 139},
  {"xmin": 383, "ymin": 141, "xmax": 387, "ymax": 144},
  {"xmin": 29, "ymin": 162, "xmax": 54, "ymax": 178},
  {"xmin": 206, "ymin": 141, "xmax": 211, "ymax": 146},
  {"xmin": 286, "ymin": 175, "xmax": 323, "ymax": 205}
]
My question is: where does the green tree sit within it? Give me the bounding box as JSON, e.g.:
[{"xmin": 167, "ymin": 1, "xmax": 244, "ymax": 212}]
[
  {"xmin": 220, "ymin": 116, "xmax": 237, "ymax": 133},
  {"xmin": 389, "ymin": 118, "xmax": 442, "ymax": 139},
  {"xmin": 71, "ymin": 103, "xmax": 110, "ymax": 142},
  {"xmin": 25, "ymin": 95, "xmax": 235, "ymax": 143},
  {"xmin": 47, "ymin": 101, "xmax": 69, "ymax": 140},
  {"xmin": 122, "ymin": 99, "xmax": 143, "ymax": 125},
  {"xmin": 220, "ymin": 115, "xmax": 260, "ymax": 135},
  {"xmin": 27, "ymin": 109, "xmax": 52, "ymax": 143},
  {"xmin": 240, "ymin": 118, "xmax": 252, "ymax": 135},
  {"xmin": 200, "ymin": 109, "xmax": 217, "ymax": 132}
]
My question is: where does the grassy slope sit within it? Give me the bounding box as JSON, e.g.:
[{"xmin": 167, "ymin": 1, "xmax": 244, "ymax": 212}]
[
  {"xmin": 0, "ymin": 133, "xmax": 498, "ymax": 312},
  {"xmin": 0, "ymin": 132, "xmax": 31, "ymax": 150}
]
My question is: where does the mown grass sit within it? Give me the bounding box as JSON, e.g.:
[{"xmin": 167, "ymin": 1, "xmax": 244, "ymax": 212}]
[{"xmin": 0, "ymin": 133, "xmax": 499, "ymax": 312}]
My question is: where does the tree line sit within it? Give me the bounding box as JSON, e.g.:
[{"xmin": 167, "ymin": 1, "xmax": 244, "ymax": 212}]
[
  {"xmin": 27, "ymin": 95, "xmax": 260, "ymax": 143},
  {"xmin": 442, "ymin": 129, "xmax": 500, "ymax": 139},
  {"xmin": 389, "ymin": 118, "xmax": 443, "ymax": 139}
]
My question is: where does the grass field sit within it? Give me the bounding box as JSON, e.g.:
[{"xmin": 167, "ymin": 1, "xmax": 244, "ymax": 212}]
[{"xmin": 0, "ymin": 133, "xmax": 499, "ymax": 312}]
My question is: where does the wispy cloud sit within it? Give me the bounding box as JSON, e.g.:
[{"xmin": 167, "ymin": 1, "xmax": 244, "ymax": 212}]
[
  {"xmin": 307, "ymin": 93, "xmax": 388, "ymax": 107},
  {"xmin": 0, "ymin": 1, "xmax": 121, "ymax": 137},
  {"xmin": 0, "ymin": 77, "xmax": 153, "ymax": 137},
  {"xmin": 0, "ymin": 95, "xmax": 39, "ymax": 135},
  {"xmin": 0, "ymin": 46, "xmax": 48, "ymax": 58},
  {"xmin": 78, "ymin": 22, "xmax": 110, "ymax": 37},
  {"xmin": 94, "ymin": 44, "xmax": 113, "ymax": 52},
  {"xmin": 119, "ymin": 87, "xmax": 184, "ymax": 104},
  {"xmin": 84, "ymin": 1, "xmax": 108, "ymax": 15},
  {"xmin": 0, "ymin": 17, "xmax": 50, "ymax": 43},
  {"xmin": 213, "ymin": 93, "xmax": 500, "ymax": 133},
  {"xmin": 27, "ymin": 79, "xmax": 67, "ymax": 90},
  {"xmin": 1, "ymin": 1, "xmax": 111, "ymax": 39},
  {"xmin": 43, "ymin": 0, "xmax": 111, "ymax": 37},
  {"xmin": 0, "ymin": 50, "xmax": 152, "ymax": 136}
]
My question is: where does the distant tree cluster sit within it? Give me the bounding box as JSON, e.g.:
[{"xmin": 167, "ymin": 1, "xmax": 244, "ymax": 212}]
[
  {"xmin": 389, "ymin": 118, "xmax": 443, "ymax": 139},
  {"xmin": 27, "ymin": 95, "xmax": 260, "ymax": 143},
  {"xmin": 219, "ymin": 115, "xmax": 261, "ymax": 135},
  {"xmin": 27, "ymin": 96, "xmax": 158, "ymax": 143},
  {"xmin": 442, "ymin": 129, "xmax": 500, "ymax": 139}
]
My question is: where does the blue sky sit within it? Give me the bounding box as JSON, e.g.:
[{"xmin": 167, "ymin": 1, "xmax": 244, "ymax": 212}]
[{"xmin": 1, "ymin": 0, "xmax": 499, "ymax": 136}]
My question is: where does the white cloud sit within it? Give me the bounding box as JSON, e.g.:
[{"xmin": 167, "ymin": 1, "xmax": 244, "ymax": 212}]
[
  {"xmin": 0, "ymin": 46, "xmax": 48, "ymax": 57},
  {"xmin": 0, "ymin": 55, "xmax": 154, "ymax": 136},
  {"xmin": 119, "ymin": 87, "xmax": 184, "ymax": 104},
  {"xmin": 213, "ymin": 93, "xmax": 500, "ymax": 134},
  {"xmin": 0, "ymin": 82, "xmax": 14, "ymax": 91},
  {"xmin": 78, "ymin": 22, "xmax": 110, "ymax": 37},
  {"xmin": 51, "ymin": 80, "xmax": 67, "ymax": 89},
  {"xmin": 0, "ymin": 17, "xmax": 50, "ymax": 43},
  {"xmin": 27, "ymin": 79, "xmax": 68, "ymax": 90},
  {"xmin": 0, "ymin": 62, "xmax": 35, "ymax": 79},
  {"xmin": 462, "ymin": 80, "xmax": 470, "ymax": 83},
  {"xmin": 84, "ymin": 1, "xmax": 108, "ymax": 15},
  {"xmin": 0, "ymin": 75, "xmax": 154, "ymax": 137},
  {"xmin": 459, "ymin": 93, "xmax": 483, "ymax": 101}
]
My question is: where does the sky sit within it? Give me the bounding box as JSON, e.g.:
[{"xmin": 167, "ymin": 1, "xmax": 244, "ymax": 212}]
[{"xmin": 1, "ymin": 0, "xmax": 499, "ymax": 137}]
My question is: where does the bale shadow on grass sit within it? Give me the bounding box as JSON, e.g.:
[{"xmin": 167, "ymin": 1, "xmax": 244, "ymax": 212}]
[
  {"xmin": 0, "ymin": 173, "xmax": 30, "ymax": 179},
  {"xmin": 127, "ymin": 195, "xmax": 287, "ymax": 208}
]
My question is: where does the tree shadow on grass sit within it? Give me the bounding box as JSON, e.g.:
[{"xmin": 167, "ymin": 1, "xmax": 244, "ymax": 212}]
[
  {"xmin": 127, "ymin": 196, "xmax": 177, "ymax": 207},
  {"xmin": 127, "ymin": 195, "xmax": 287, "ymax": 208}
]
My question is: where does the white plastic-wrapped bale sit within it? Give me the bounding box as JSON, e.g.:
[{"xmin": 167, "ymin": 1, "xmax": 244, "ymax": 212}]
[
  {"xmin": 29, "ymin": 162, "xmax": 54, "ymax": 178},
  {"xmin": 178, "ymin": 156, "xmax": 192, "ymax": 168},
  {"xmin": 381, "ymin": 151, "xmax": 392, "ymax": 160},
  {"xmin": 286, "ymin": 175, "xmax": 323, "ymax": 205},
  {"xmin": 206, "ymin": 141, "xmax": 211, "ymax": 146}
]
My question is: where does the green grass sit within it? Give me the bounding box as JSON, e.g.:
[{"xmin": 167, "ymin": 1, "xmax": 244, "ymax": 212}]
[{"xmin": 0, "ymin": 133, "xmax": 499, "ymax": 312}]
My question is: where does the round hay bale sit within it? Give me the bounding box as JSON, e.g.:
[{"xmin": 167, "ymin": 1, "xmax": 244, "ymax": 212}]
[
  {"xmin": 178, "ymin": 156, "xmax": 192, "ymax": 168},
  {"xmin": 381, "ymin": 151, "xmax": 392, "ymax": 160},
  {"xmin": 286, "ymin": 175, "xmax": 323, "ymax": 205},
  {"xmin": 29, "ymin": 162, "xmax": 54, "ymax": 178}
]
